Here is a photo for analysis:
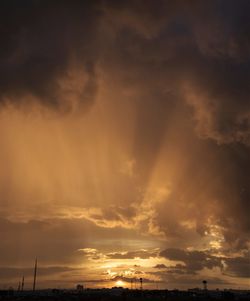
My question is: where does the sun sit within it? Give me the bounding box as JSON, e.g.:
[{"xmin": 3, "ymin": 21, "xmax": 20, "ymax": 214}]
[{"xmin": 115, "ymin": 280, "xmax": 125, "ymax": 287}]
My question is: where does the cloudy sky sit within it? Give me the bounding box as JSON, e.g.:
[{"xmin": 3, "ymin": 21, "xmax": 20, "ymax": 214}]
[{"xmin": 0, "ymin": 0, "xmax": 250, "ymax": 290}]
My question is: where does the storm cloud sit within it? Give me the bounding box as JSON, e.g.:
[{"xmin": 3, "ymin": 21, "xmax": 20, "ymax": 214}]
[{"xmin": 0, "ymin": 0, "xmax": 100, "ymax": 113}]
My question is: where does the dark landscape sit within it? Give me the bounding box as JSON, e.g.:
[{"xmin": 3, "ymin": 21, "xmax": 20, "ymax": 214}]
[{"xmin": 0, "ymin": 288, "xmax": 250, "ymax": 301}]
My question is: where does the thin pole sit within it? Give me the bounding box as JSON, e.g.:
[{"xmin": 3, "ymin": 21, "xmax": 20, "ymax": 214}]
[
  {"xmin": 33, "ymin": 258, "xmax": 37, "ymax": 291},
  {"xmin": 21, "ymin": 276, "xmax": 24, "ymax": 291}
]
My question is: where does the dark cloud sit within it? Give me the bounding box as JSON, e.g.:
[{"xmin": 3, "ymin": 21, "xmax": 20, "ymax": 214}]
[
  {"xmin": 160, "ymin": 248, "xmax": 250, "ymax": 279},
  {"xmin": 0, "ymin": 0, "xmax": 100, "ymax": 113},
  {"xmin": 154, "ymin": 264, "xmax": 167, "ymax": 269},
  {"xmin": 102, "ymin": 0, "xmax": 250, "ymax": 147},
  {"xmin": 112, "ymin": 275, "xmax": 153, "ymax": 284},
  {"xmin": 150, "ymin": 269, "xmax": 231, "ymax": 289},
  {"xmin": 107, "ymin": 249, "xmax": 158, "ymax": 260},
  {"xmin": 160, "ymin": 248, "xmax": 223, "ymax": 274},
  {"xmin": 223, "ymin": 252, "xmax": 250, "ymax": 278}
]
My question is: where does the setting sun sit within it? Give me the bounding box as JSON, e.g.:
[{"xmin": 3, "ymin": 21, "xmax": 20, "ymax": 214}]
[{"xmin": 115, "ymin": 280, "xmax": 125, "ymax": 287}]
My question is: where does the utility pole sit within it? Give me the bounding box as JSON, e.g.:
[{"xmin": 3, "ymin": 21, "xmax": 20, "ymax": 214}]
[
  {"xmin": 21, "ymin": 276, "xmax": 24, "ymax": 291},
  {"xmin": 33, "ymin": 258, "xmax": 37, "ymax": 291}
]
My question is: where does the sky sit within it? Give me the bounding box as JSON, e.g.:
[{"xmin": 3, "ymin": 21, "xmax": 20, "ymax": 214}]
[{"xmin": 0, "ymin": 0, "xmax": 250, "ymax": 290}]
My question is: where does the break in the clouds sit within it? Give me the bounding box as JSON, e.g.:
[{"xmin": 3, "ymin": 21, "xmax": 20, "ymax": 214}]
[{"xmin": 0, "ymin": 0, "xmax": 250, "ymax": 290}]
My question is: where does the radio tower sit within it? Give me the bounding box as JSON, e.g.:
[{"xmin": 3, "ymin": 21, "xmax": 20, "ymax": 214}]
[{"xmin": 33, "ymin": 258, "xmax": 37, "ymax": 291}]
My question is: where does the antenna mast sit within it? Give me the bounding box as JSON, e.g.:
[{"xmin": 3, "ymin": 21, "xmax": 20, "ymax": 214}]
[{"xmin": 33, "ymin": 258, "xmax": 37, "ymax": 291}]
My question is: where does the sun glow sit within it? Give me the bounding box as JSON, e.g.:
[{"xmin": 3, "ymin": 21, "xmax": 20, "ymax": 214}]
[{"xmin": 115, "ymin": 280, "xmax": 125, "ymax": 287}]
